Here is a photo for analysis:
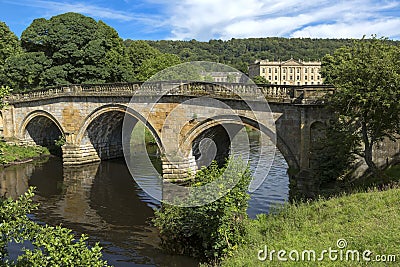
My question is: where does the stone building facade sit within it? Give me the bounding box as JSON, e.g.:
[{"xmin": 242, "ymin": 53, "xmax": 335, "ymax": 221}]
[{"xmin": 249, "ymin": 59, "xmax": 323, "ymax": 85}]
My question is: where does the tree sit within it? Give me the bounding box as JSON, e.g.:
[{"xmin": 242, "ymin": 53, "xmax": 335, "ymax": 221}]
[
  {"xmin": 4, "ymin": 12, "xmax": 134, "ymax": 90},
  {"xmin": 136, "ymin": 53, "xmax": 181, "ymax": 81},
  {"xmin": 0, "ymin": 22, "xmax": 21, "ymax": 66},
  {"xmin": 4, "ymin": 52, "xmax": 51, "ymax": 90},
  {"xmin": 0, "ymin": 85, "xmax": 10, "ymax": 109},
  {"xmin": 124, "ymin": 40, "xmax": 162, "ymax": 76},
  {"xmin": 251, "ymin": 75, "xmax": 269, "ymax": 84},
  {"xmin": 321, "ymin": 36, "xmax": 400, "ymax": 173},
  {"xmin": 0, "ymin": 22, "xmax": 22, "ymax": 86}
]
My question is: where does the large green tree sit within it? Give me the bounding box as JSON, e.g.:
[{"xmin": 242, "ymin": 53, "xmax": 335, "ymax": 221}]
[
  {"xmin": 0, "ymin": 22, "xmax": 21, "ymax": 66},
  {"xmin": 0, "ymin": 22, "xmax": 22, "ymax": 86},
  {"xmin": 321, "ymin": 36, "xmax": 400, "ymax": 172},
  {"xmin": 4, "ymin": 12, "xmax": 134, "ymax": 90}
]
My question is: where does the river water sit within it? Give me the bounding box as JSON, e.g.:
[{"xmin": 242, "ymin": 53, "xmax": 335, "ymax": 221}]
[{"xmin": 0, "ymin": 131, "xmax": 289, "ymax": 266}]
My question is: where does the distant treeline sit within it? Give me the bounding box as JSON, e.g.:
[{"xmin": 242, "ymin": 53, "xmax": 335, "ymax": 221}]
[{"xmin": 144, "ymin": 38, "xmax": 358, "ymax": 73}]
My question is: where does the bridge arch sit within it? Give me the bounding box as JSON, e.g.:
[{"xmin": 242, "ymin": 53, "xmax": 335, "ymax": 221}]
[
  {"xmin": 181, "ymin": 115, "xmax": 299, "ymax": 170},
  {"xmin": 75, "ymin": 104, "xmax": 163, "ymax": 160},
  {"xmin": 20, "ymin": 110, "xmax": 65, "ymax": 154}
]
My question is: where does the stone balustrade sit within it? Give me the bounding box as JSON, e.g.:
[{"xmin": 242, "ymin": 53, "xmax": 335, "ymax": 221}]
[{"xmin": 6, "ymin": 81, "xmax": 334, "ymax": 103}]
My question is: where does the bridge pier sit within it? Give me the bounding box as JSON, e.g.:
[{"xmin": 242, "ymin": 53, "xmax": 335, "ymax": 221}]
[
  {"xmin": 62, "ymin": 144, "xmax": 101, "ymax": 165},
  {"xmin": 161, "ymin": 154, "xmax": 198, "ymax": 183}
]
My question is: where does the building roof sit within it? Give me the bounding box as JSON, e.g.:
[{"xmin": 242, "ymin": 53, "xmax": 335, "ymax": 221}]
[{"xmin": 251, "ymin": 58, "xmax": 321, "ymax": 66}]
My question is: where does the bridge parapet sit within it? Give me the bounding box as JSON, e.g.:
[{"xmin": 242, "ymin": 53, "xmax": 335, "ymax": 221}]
[{"xmin": 6, "ymin": 82, "xmax": 334, "ymax": 104}]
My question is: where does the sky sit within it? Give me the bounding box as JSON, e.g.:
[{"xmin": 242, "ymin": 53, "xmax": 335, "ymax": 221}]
[{"xmin": 1, "ymin": 0, "xmax": 400, "ymax": 41}]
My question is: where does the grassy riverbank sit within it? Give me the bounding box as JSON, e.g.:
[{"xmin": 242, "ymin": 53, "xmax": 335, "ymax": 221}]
[
  {"xmin": 220, "ymin": 187, "xmax": 400, "ymax": 266},
  {"xmin": 0, "ymin": 141, "xmax": 50, "ymax": 165}
]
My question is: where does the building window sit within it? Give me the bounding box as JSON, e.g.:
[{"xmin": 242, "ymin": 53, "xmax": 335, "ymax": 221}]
[
  {"xmin": 311, "ymin": 68, "xmax": 314, "ymax": 73},
  {"xmin": 296, "ymin": 75, "xmax": 300, "ymax": 80},
  {"xmin": 275, "ymin": 76, "xmax": 278, "ymax": 80},
  {"xmin": 269, "ymin": 68, "xmax": 272, "ymax": 73},
  {"xmin": 290, "ymin": 75, "xmax": 293, "ymax": 80},
  {"xmin": 311, "ymin": 76, "xmax": 314, "ymax": 80},
  {"xmin": 311, "ymin": 82, "xmax": 314, "ymax": 85},
  {"xmin": 305, "ymin": 82, "xmax": 308, "ymax": 85},
  {"xmin": 283, "ymin": 76, "xmax": 286, "ymax": 80},
  {"xmin": 283, "ymin": 82, "xmax": 287, "ymax": 85},
  {"xmin": 317, "ymin": 76, "xmax": 320, "ymax": 80},
  {"xmin": 283, "ymin": 68, "xmax": 286, "ymax": 73},
  {"xmin": 297, "ymin": 68, "xmax": 300, "ymax": 73},
  {"xmin": 262, "ymin": 68, "xmax": 265, "ymax": 73},
  {"xmin": 305, "ymin": 75, "xmax": 308, "ymax": 80},
  {"xmin": 305, "ymin": 68, "xmax": 308, "ymax": 73},
  {"xmin": 275, "ymin": 68, "xmax": 278, "ymax": 73},
  {"xmin": 269, "ymin": 76, "xmax": 272, "ymax": 80},
  {"xmin": 297, "ymin": 82, "xmax": 300, "ymax": 85},
  {"xmin": 290, "ymin": 68, "xmax": 293, "ymax": 74}
]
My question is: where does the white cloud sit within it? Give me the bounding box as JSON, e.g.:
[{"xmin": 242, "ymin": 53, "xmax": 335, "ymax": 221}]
[
  {"xmin": 291, "ymin": 18, "xmax": 400, "ymax": 39},
  {"xmin": 158, "ymin": 0, "xmax": 400, "ymax": 40}
]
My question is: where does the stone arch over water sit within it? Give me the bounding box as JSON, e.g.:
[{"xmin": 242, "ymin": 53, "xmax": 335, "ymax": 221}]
[
  {"xmin": 76, "ymin": 104, "xmax": 163, "ymax": 160},
  {"xmin": 20, "ymin": 110, "xmax": 64, "ymax": 155},
  {"xmin": 182, "ymin": 115, "xmax": 297, "ymax": 172}
]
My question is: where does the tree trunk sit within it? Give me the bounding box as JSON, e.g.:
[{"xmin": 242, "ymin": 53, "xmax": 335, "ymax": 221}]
[
  {"xmin": 364, "ymin": 143, "xmax": 377, "ymax": 172},
  {"xmin": 361, "ymin": 121, "xmax": 378, "ymax": 173}
]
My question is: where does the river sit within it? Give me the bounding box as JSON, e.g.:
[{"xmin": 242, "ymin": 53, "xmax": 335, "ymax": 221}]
[{"xmin": 0, "ymin": 131, "xmax": 289, "ymax": 266}]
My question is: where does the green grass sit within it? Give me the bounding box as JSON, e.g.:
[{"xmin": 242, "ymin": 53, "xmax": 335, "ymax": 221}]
[
  {"xmin": 0, "ymin": 141, "xmax": 50, "ymax": 165},
  {"xmin": 220, "ymin": 187, "xmax": 400, "ymax": 266}
]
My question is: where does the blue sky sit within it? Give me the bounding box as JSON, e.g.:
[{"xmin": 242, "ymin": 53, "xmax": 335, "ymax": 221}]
[{"xmin": 1, "ymin": 0, "xmax": 400, "ymax": 40}]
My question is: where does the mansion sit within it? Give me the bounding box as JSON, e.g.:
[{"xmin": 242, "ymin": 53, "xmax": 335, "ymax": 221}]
[{"xmin": 248, "ymin": 59, "xmax": 323, "ymax": 85}]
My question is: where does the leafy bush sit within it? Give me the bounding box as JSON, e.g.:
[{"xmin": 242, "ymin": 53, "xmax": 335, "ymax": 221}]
[
  {"xmin": 0, "ymin": 188, "xmax": 109, "ymax": 266},
  {"xmin": 153, "ymin": 158, "xmax": 252, "ymax": 262}
]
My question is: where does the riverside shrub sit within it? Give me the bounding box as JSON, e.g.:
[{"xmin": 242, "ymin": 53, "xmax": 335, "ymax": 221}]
[
  {"xmin": 0, "ymin": 188, "xmax": 109, "ymax": 266},
  {"xmin": 153, "ymin": 158, "xmax": 252, "ymax": 261}
]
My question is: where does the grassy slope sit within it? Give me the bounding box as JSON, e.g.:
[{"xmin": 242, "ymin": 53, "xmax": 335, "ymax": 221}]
[
  {"xmin": 0, "ymin": 142, "xmax": 50, "ymax": 165},
  {"xmin": 221, "ymin": 186, "xmax": 400, "ymax": 266}
]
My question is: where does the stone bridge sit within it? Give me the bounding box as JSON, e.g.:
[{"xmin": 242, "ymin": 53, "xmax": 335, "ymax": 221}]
[{"xmin": 2, "ymin": 82, "xmax": 335, "ymax": 184}]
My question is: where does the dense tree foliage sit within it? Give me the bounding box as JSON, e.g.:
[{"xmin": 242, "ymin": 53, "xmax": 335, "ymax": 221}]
[
  {"xmin": 144, "ymin": 38, "xmax": 360, "ymax": 73},
  {"xmin": 124, "ymin": 40, "xmax": 162, "ymax": 77},
  {"xmin": 0, "ymin": 188, "xmax": 109, "ymax": 266},
  {"xmin": 2, "ymin": 13, "xmax": 136, "ymax": 91},
  {"xmin": 0, "ymin": 22, "xmax": 21, "ymax": 66},
  {"xmin": 321, "ymin": 36, "xmax": 400, "ymax": 173},
  {"xmin": 251, "ymin": 75, "xmax": 269, "ymax": 84},
  {"xmin": 0, "ymin": 22, "xmax": 21, "ymax": 86},
  {"xmin": 135, "ymin": 53, "xmax": 181, "ymax": 81}
]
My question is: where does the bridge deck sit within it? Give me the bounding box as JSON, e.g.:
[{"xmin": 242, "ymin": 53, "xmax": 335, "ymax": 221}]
[{"xmin": 6, "ymin": 82, "xmax": 334, "ymax": 104}]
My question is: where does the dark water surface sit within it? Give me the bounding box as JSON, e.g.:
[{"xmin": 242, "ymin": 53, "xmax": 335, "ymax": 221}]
[{"xmin": 0, "ymin": 133, "xmax": 289, "ymax": 266}]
